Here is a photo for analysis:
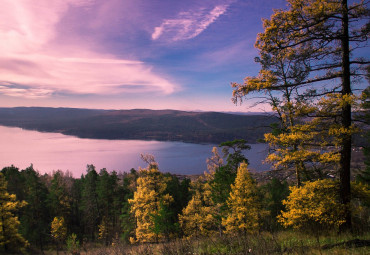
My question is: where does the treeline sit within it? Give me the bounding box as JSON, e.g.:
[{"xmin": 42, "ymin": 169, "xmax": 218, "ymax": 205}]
[
  {"xmin": 0, "ymin": 163, "xmax": 191, "ymax": 253},
  {"xmin": 1, "ymin": 0, "xmax": 370, "ymax": 253},
  {"xmin": 1, "ymin": 140, "xmax": 369, "ymax": 253},
  {"xmin": 0, "ymin": 107, "xmax": 276, "ymax": 144}
]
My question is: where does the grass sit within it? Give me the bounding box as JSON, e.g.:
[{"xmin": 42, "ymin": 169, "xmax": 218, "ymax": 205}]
[{"xmin": 39, "ymin": 231, "xmax": 370, "ymax": 255}]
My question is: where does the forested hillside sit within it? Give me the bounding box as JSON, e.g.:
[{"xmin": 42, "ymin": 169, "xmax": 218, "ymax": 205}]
[
  {"xmin": 0, "ymin": 0, "xmax": 369, "ymax": 254},
  {"xmin": 0, "ymin": 107, "xmax": 275, "ymax": 143}
]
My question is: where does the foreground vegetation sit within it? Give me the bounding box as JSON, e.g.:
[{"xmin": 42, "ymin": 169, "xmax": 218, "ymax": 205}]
[
  {"xmin": 1, "ymin": 0, "xmax": 369, "ymax": 253},
  {"xmin": 0, "ymin": 147, "xmax": 369, "ymax": 254},
  {"xmin": 51, "ymin": 232, "xmax": 370, "ymax": 255}
]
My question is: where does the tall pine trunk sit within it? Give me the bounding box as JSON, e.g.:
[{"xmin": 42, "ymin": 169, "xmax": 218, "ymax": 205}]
[{"xmin": 339, "ymin": 0, "xmax": 352, "ymax": 232}]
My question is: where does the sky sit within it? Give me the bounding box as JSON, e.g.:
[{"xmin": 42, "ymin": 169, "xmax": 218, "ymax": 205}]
[{"xmin": 0, "ymin": 0, "xmax": 287, "ymax": 112}]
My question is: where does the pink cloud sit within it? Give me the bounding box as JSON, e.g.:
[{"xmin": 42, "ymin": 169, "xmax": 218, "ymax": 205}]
[
  {"xmin": 0, "ymin": 0, "xmax": 177, "ymax": 98},
  {"xmin": 152, "ymin": 3, "xmax": 230, "ymax": 42},
  {"xmin": 0, "ymin": 54, "xmax": 176, "ymax": 95}
]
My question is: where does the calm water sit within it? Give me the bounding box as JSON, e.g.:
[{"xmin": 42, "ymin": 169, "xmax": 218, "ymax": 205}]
[{"xmin": 0, "ymin": 126, "xmax": 270, "ymax": 177}]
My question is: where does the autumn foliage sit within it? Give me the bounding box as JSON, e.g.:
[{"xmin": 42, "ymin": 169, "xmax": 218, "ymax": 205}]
[
  {"xmin": 278, "ymin": 180, "xmax": 346, "ymax": 232},
  {"xmin": 0, "ymin": 0, "xmax": 368, "ymax": 253},
  {"xmin": 223, "ymin": 163, "xmax": 267, "ymax": 234}
]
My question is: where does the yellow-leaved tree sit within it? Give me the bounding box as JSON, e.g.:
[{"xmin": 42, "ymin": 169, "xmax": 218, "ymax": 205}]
[
  {"xmin": 0, "ymin": 173, "xmax": 28, "ymax": 253},
  {"xmin": 128, "ymin": 155, "xmax": 173, "ymax": 243},
  {"xmin": 222, "ymin": 163, "xmax": 267, "ymax": 235},
  {"xmin": 98, "ymin": 216, "xmax": 109, "ymax": 244},
  {"xmin": 51, "ymin": 216, "xmax": 67, "ymax": 252},
  {"xmin": 278, "ymin": 179, "xmax": 346, "ymax": 234},
  {"xmin": 279, "ymin": 179, "xmax": 370, "ymax": 234},
  {"xmin": 232, "ymin": 0, "xmax": 369, "ymax": 231},
  {"xmin": 179, "ymin": 178, "xmax": 218, "ymax": 238}
]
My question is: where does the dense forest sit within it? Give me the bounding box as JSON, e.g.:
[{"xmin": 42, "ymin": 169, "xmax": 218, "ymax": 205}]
[
  {"xmin": 0, "ymin": 107, "xmax": 276, "ymax": 144},
  {"xmin": 1, "ymin": 0, "xmax": 370, "ymax": 254},
  {"xmin": 1, "ymin": 140, "xmax": 369, "ymax": 254}
]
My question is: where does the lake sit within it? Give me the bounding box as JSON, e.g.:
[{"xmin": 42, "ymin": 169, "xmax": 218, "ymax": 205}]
[{"xmin": 0, "ymin": 125, "xmax": 270, "ymax": 177}]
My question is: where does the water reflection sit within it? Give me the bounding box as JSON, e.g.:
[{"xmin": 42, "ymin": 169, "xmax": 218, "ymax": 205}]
[{"xmin": 0, "ymin": 126, "xmax": 270, "ymax": 177}]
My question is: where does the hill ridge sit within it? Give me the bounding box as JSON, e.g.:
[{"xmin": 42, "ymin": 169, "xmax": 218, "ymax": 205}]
[{"xmin": 0, "ymin": 107, "xmax": 276, "ymax": 144}]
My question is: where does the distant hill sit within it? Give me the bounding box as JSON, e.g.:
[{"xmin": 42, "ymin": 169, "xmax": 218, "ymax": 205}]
[{"xmin": 0, "ymin": 107, "xmax": 277, "ymax": 144}]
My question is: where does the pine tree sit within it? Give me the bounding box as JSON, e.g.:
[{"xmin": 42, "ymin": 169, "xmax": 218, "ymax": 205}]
[
  {"xmin": 47, "ymin": 170, "xmax": 73, "ymax": 220},
  {"xmin": 206, "ymin": 140, "xmax": 251, "ymax": 236},
  {"xmin": 222, "ymin": 163, "xmax": 266, "ymax": 234},
  {"xmin": 20, "ymin": 166, "xmax": 50, "ymax": 250},
  {"xmin": 81, "ymin": 164, "xmax": 100, "ymax": 241},
  {"xmin": 0, "ymin": 173, "xmax": 28, "ymax": 253},
  {"xmin": 150, "ymin": 202, "xmax": 177, "ymax": 241},
  {"xmin": 261, "ymin": 178, "xmax": 290, "ymax": 231},
  {"xmin": 97, "ymin": 169, "xmax": 122, "ymax": 245},
  {"xmin": 120, "ymin": 169, "xmax": 138, "ymax": 243}
]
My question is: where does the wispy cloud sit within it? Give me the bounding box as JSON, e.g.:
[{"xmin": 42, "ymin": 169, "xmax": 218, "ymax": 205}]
[
  {"xmin": 152, "ymin": 4, "xmax": 230, "ymax": 42},
  {"xmin": 0, "ymin": 0, "xmax": 177, "ymax": 98},
  {"xmin": 0, "ymin": 84, "xmax": 53, "ymax": 99},
  {"xmin": 0, "ymin": 54, "xmax": 176, "ymax": 96}
]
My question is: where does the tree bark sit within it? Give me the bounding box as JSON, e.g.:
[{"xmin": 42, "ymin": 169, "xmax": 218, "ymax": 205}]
[{"xmin": 339, "ymin": 0, "xmax": 352, "ymax": 232}]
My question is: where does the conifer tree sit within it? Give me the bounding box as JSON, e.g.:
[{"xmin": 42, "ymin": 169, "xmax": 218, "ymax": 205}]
[
  {"xmin": 232, "ymin": 0, "xmax": 369, "ymax": 230},
  {"xmin": 0, "ymin": 173, "xmax": 28, "ymax": 253},
  {"xmin": 47, "ymin": 170, "xmax": 73, "ymax": 221},
  {"xmin": 81, "ymin": 165, "xmax": 100, "ymax": 241},
  {"xmin": 120, "ymin": 169, "xmax": 138, "ymax": 243},
  {"xmin": 156, "ymin": 174, "xmax": 191, "ymax": 239},
  {"xmin": 150, "ymin": 202, "xmax": 177, "ymax": 241},
  {"xmin": 179, "ymin": 178, "xmax": 218, "ymax": 238},
  {"xmin": 211, "ymin": 140, "xmax": 250, "ymax": 205},
  {"xmin": 51, "ymin": 216, "xmax": 67, "ymax": 253},
  {"xmin": 128, "ymin": 157, "xmax": 173, "ymax": 243},
  {"xmin": 278, "ymin": 180, "xmax": 346, "ymax": 234},
  {"xmin": 206, "ymin": 141, "xmax": 251, "ymax": 236},
  {"xmin": 222, "ymin": 163, "xmax": 266, "ymax": 234},
  {"xmin": 97, "ymin": 169, "xmax": 122, "ymax": 244},
  {"xmin": 20, "ymin": 166, "xmax": 50, "ymax": 250},
  {"xmin": 261, "ymin": 178, "xmax": 290, "ymax": 231}
]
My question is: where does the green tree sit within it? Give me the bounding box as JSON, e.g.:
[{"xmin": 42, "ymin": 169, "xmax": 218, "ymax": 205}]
[
  {"xmin": 0, "ymin": 173, "xmax": 28, "ymax": 253},
  {"xmin": 96, "ymin": 169, "xmax": 122, "ymax": 245},
  {"xmin": 20, "ymin": 166, "xmax": 51, "ymax": 250},
  {"xmin": 208, "ymin": 140, "xmax": 251, "ymax": 235},
  {"xmin": 150, "ymin": 202, "xmax": 177, "ymax": 241},
  {"xmin": 81, "ymin": 165, "xmax": 100, "ymax": 241},
  {"xmin": 66, "ymin": 233, "xmax": 80, "ymax": 255},
  {"xmin": 220, "ymin": 139, "xmax": 250, "ymax": 169},
  {"xmin": 2, "ymin": 166, "xmax": 52, "ymax": 250},
  {"xmin": 47, "ymin": 170, "xmax": 73, "ymax": 220},
  {"xmin": 261, "ymin": 178, "xmax": 290, "ymax": 231},
  {"xmin": 68, "ymin": 177, "xmax": 83, "ymax": 242},
  {"xmin": 160, "ymin": 174, "xmax": 191, "ymax": 238},
  {"xmin": 222, "ymin": 163, "xmax": 267, "ymax": 235},
  {"xmin": 211, "ymin": 140, "xmax": 250, "ymax": 201},
  {"xmin": 232, "ymin": 0, "xmax": 369, "ymax": 230},
  {"xmin": 1, "ymin": 165, "xmax": 25, "ymax": 201},
  {"xmin": 120, "ymin": 169, "xmax": 138, "ymax": 243}
]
